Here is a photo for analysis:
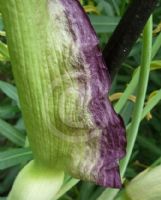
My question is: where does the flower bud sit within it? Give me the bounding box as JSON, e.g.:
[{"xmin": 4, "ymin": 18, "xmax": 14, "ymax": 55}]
[{"xmin": 1, "ymin": 0, "xmax": 126, "ymax": 195}]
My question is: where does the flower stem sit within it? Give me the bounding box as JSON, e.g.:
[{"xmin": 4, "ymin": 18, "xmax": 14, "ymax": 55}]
[
  {"xmin": 97, "ymin": 15, "xmax": 153, "ymax": 200},
  {"xmin": 120, "ymin": 15, "xmax": 153, "ymax": 176},
  {"xmin": 103, "ymin": 0, "xmax": 158, "ymax": 78}
]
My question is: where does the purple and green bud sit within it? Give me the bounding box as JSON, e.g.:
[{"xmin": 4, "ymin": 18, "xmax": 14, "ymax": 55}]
[{"xmin": 0, "ymin": 0, "xmax": 126, "ymax": 199}]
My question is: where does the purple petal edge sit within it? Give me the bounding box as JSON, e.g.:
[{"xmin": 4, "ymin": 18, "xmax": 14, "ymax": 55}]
[{"xmin": 60, "ymin": 0, "xmax": 126, "ymax": 188}]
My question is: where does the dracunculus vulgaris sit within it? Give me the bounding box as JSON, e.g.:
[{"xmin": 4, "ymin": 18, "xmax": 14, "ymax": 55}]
[{"xmin": 0, "ymin": 0, "xmax": 126, "ymax": 199}]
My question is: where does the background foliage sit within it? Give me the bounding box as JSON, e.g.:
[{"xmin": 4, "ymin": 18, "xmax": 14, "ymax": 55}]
[{"xmin": 0, "ymin": 0, "xmax": 161, "ymax": 199}]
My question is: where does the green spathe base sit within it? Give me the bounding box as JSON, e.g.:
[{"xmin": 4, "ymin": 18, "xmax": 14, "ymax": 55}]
[{"xmin": 8, "ymin": 160, "xmax": 64, "ymax": 200}]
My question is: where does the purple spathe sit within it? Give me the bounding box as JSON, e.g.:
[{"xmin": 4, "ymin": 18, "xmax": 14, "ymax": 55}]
[{"xmin": 60, "ymin": 0, "xmax": 126, "ymax": 188}]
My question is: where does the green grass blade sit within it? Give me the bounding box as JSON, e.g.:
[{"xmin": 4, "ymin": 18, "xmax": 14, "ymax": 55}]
[
  {"xmin": 121, "ymin": 13, "xmax": 152, "ymax": 181},
  {"xmin": 0, "ymin": 81, "xmax": 19, "ymax": 106},
  {"xmin": 97, "ymin": 16, "xmax": 153, "ymax": 200},
  {"xmin": 79, "ymin": 182, "xmax": 95, "ymax": 200},
  {"xmin": 54, "ymin": 178, "xmax": 79, "ymax": 200},
  {"xmin": 0, "ymin": 148, "xmax": 32, "ymax": 170},
  {"xmin": 138, "ymin": 135, "xmax": 161, "ymax": 156},
  {"xmin": 142, "ymin": 89, "xmax": 161, "ymax": 119},
  {"xmin": 0, "ymin": 41, "xmax": 9, "ymax": 60},
  {"xmin": 0, "ymin": 105, "xmax": 19, "ymax": 119},
  {"xmin": 0, "ymin": 118, "xmax": 25, "ymax": 146},
  {"xmin": 114, "ymin": 68, "xmax": 140, "ymax": 113},
  {"xmin": 111, "ymin": 0, "xmax": 120, "ymax": 16},
  {"xmin": 152, "ymin": 32, "xmax": 161, "ymax": 59},
  {"xmin": 89, "ymin": 15, "xmax": 120, "ymax": 33}
]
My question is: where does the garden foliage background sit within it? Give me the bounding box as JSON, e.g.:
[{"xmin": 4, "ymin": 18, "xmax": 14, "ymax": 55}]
[{"xmin": 0, "ymin": 0, "xmax": 161, "ymax": 199}]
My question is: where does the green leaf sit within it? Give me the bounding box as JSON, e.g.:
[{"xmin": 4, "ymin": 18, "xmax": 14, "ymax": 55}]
[
  {"xmin": 89, "ymin": 15, "xmax": 120, "ymax": 33},
  {"xmin": 0, "ymin": 118, "xmax": 25, "ymax": 146},
  {"xmin": 0, "ymin": 148, "xmax": 32, "ymax": 170},
  {"xmin": 0, "ymin": 81, "xmax": 20, "ymax": 106},
  {"xmin": 0, "ymin": 105, "xmax": 19, "ymax": 119},
  {"xmin": 15, "ymin": 118, "xmax": 26, "ymax": 131},
  {"xmin": 0, "ymin": 14, "xmax": 4, "ymax": 30},
  {"xmin": 126, "ymin": 165, "xmax": 161, "ymax": 200},
  {"xmin": 96, "ymin": 0, "xmax": 114, "ymax": 16},
  {"xmin": 0, "ymin": 41, "xmax": 9, "ymax": 60},
  {"xmin": 151, "ymin": 60, "xmax": 161, "ymax": 71},
  {"xmin": 54, "ymin": 178, "xmax": 79, "ymax": 200},
  {"xmin": 111, "ymin": 0, "xmax": 120, "ymax": 16},
  {"xmin": 152, "ymin": 32, "xmax": 161, "ymax": 59},
  {"xmin": 79, "ymin": 182, "xmax": 96, "ymax": 200},
  {"xmin": 0, "ymin": 166, "xmax": 19, "ymax": 194},
  {"xmin": 138, "ymin": 135, "xmax": 161, "ymax": 156}
]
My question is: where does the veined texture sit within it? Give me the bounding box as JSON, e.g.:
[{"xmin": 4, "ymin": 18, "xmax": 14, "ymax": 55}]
[
  {"xmin": 1, "ymin": 0, "xmax": 126, "ymax": 188},
  {"xmin": 49, "ymin": 0, "xmax": 126, "ymax": 187}
]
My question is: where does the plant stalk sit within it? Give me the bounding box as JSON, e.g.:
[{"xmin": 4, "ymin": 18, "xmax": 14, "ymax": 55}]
[
  {"xmin": 98, "ymin": 15, "xmax": 153, "ymax": 200},
  {"xmin": 121, "ymin": 15, "xmax": 153, "ymax": 176},
  {"xmin": 103, "ymin": 0, "xmax": 159, "ymax": 78},
  {"xmin": 0, "ymin": 0, "xmax": 65, "ymax": 199}
]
